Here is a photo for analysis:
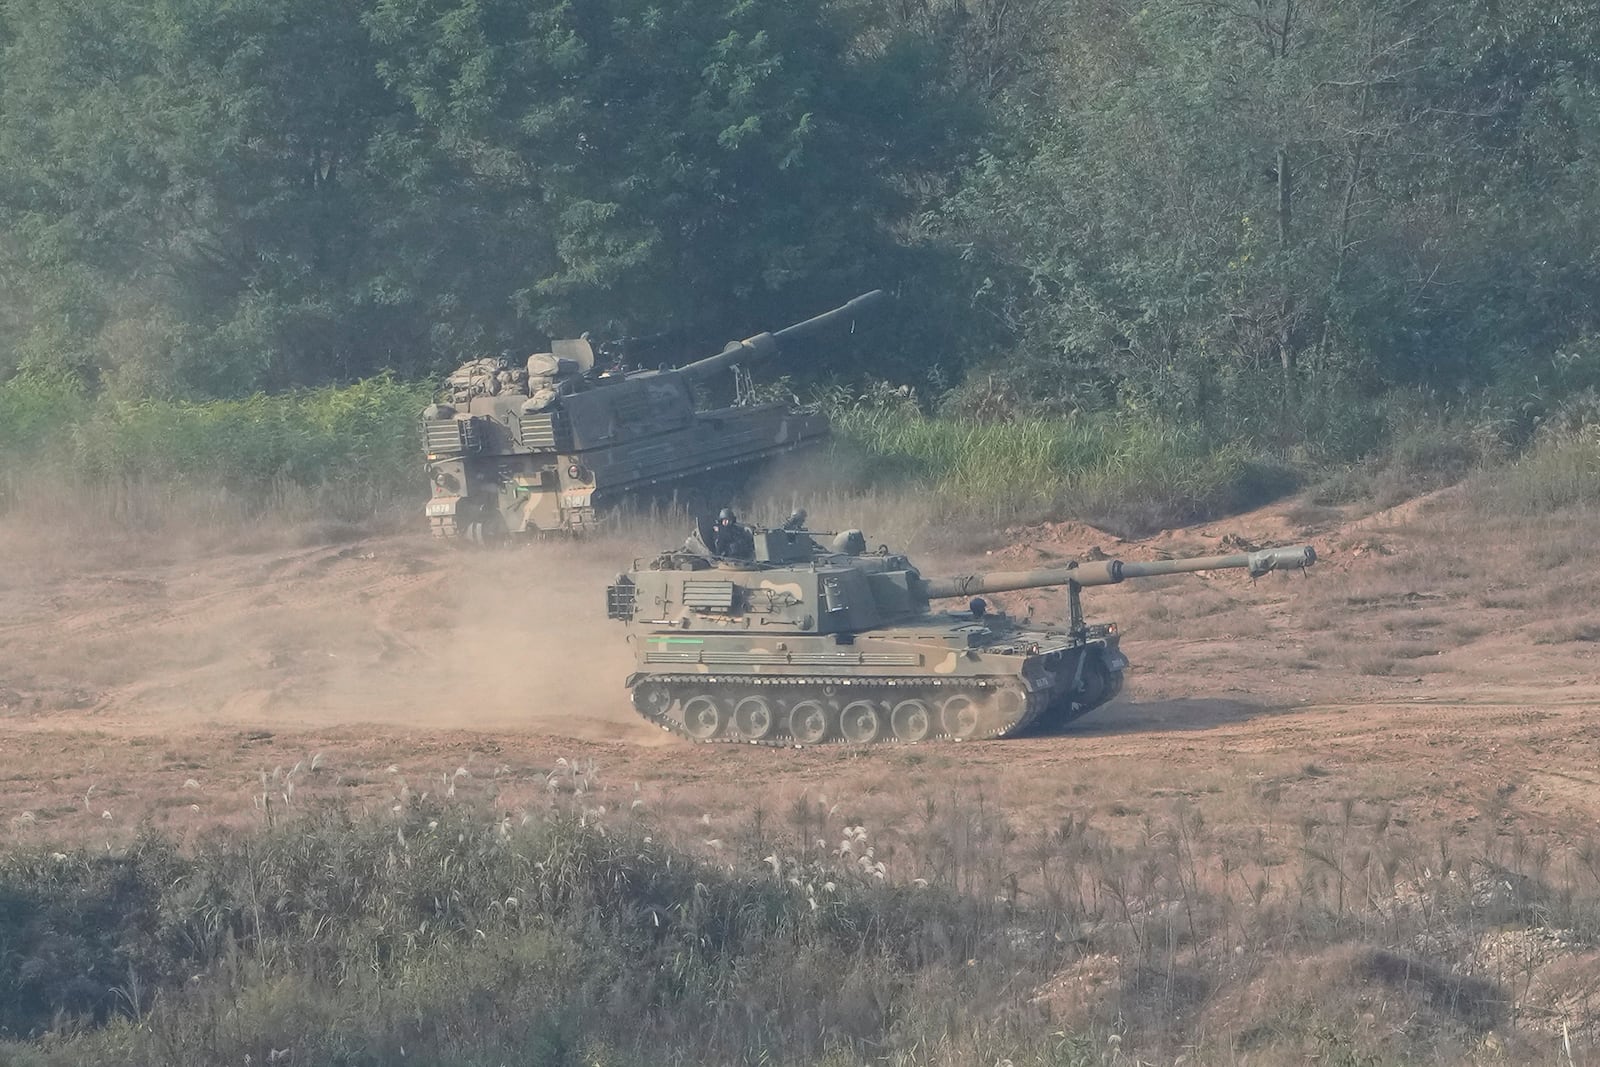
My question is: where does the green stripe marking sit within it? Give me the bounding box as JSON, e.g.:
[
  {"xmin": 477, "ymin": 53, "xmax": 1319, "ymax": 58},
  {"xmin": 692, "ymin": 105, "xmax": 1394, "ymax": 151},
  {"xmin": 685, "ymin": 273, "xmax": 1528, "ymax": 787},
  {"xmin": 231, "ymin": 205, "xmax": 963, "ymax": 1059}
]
[{"xmin": 647, "ymin": 637, "xmax": 705, "ymax": 645}]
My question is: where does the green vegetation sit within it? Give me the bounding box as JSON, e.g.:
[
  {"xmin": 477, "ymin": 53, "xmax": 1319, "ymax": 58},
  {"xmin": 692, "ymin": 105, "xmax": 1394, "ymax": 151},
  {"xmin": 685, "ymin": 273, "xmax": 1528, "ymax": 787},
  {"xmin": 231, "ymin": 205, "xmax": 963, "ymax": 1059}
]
[
  {"xmin": 0, "ymin": 0, "xmax": 963, "ymax": 395},
  {"xmin": 5, "ymin": 365, "xmax": 1596, "ymax": 536},
  {"xmin": 834, "ymin": 405, "xmax": 1295, "ymax": 532},
  {"xmin": 2, "ymin": 0, "xmax": 1598, "ymax": 439},
  {"xmin": 3, "ymin": 7, "xmax": 1599, "ymax": 1063},
  {"xmin": 0, "ymin": 374, "xmax": 428, "ymax": 525},
  {"xmin": 0, "ymin": 370, "xmax": 1293, "ymax": 535},
  {"xmin": 1469, "ymin": 429, "xmax": 1600, "ymax": 515},
  {"xmin": 2, "ymin": 0, "xmax": 1599, "ymax": 524},
  {"xmin": 0, "ymin": 802, "xmax": 1060, "ymax": 1066},
  {"xmin": 65, "ymin": 377, "xmax": 429, "ymax": 507}
]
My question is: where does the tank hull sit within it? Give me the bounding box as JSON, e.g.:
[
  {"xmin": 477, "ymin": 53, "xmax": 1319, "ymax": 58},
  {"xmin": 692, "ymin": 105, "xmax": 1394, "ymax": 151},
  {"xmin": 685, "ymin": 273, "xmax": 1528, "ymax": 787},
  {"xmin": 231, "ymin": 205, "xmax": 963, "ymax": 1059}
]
[
  {"xmin": 622, "ymin": 617, "xmax": 1127, "ymax": 745},
  {"xmin": 425, "ymin": 403, "xmax": 827, "ymax": 538},
  {"xmin": 422, "ymin": 290, "xmax": 884, "ymax": 539},
  {"xmin": 607, "ymin": 525, "xmax": 1311, "ymax": 746}
]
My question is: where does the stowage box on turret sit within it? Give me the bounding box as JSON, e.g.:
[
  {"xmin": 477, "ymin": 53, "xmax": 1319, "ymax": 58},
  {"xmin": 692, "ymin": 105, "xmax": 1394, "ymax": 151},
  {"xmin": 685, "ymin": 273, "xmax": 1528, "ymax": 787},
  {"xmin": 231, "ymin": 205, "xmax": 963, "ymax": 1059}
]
[
  {"xmin": 606, "ymin": 518, "xmax": 1315, "ymax": 744},
  {"xmin": 421, "ymin": 291, "xmax": 885, "ymax": 539}
]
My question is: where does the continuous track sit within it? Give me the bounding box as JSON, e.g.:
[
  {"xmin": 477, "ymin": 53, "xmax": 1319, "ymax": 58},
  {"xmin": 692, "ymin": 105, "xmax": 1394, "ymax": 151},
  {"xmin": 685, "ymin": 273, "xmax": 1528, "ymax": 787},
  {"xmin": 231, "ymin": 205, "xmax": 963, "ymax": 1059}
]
[{"xmin": 626, "ymin": 667, "xmax": 1122, "ymax": 746}]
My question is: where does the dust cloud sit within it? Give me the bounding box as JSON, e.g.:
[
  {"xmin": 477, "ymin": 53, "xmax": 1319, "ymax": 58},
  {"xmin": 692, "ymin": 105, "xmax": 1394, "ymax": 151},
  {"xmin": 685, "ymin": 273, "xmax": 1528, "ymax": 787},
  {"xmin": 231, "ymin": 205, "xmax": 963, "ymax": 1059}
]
[
  {"xmin": 309, "ymin": 537, "xmax": 664, "ymax": 742},
  {"xmin": 0, "ymin": 514, "xmax": 675, "ymax": 744}
]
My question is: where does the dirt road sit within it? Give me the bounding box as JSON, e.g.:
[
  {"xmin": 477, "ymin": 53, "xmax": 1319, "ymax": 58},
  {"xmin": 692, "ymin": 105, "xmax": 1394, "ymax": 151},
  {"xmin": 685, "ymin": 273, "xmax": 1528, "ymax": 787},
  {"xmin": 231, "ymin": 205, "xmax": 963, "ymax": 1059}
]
[{"xmin": 2, "ymin": 495, "xmax": 1597, "ymax": 857}]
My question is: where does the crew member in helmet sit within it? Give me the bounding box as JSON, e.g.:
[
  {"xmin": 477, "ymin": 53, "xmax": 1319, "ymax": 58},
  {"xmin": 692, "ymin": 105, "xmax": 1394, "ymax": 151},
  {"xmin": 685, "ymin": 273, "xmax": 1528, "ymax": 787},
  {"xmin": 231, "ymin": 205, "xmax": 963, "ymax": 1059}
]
[{"xmin": 712, "ymin": 507, "xmax": 755, "ymax": 560}]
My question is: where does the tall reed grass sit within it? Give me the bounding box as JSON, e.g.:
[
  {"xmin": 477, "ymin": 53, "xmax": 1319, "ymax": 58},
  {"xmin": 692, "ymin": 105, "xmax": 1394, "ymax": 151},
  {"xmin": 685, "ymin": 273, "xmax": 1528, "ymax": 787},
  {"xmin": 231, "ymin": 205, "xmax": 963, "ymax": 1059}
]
[
  {"xmin": 0, "ymin": 375, "xmax": 1299, "ymax": 537},
  {"xmin": 0, "ymin": 375, "xmax": 430, "ymax": 530},
  {"xmin": 833, "ymin": 408, "xmax": 1297, "ymax": 533},
  {"xmin": 1468, "ymin": 427, "xmax": 1600, "ymax": 514},
  {"xmin": 2, "ymin": 369, "xmax": 1591, "ymax": 542}
]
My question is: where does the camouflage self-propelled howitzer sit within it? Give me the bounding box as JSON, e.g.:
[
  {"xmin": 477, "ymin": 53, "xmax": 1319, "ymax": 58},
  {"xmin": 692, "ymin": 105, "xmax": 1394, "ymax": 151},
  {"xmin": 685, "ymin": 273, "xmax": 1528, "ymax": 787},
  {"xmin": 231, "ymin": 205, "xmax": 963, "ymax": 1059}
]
[
  {"xmin": 421, "ymin": 291, "xmax": 885, "ymax": 540},
  {"xmin": 606, "ymin": 519, "xmax": 1315, "ymax": 745}
]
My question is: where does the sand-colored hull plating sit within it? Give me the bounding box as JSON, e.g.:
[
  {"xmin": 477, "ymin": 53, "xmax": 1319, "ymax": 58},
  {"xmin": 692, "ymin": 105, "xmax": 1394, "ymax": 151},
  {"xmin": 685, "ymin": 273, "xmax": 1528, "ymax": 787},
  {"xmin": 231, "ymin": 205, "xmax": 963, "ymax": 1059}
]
[{"xmin": 421, "ymin": 292, "xmax": 884, "ymax": 536}]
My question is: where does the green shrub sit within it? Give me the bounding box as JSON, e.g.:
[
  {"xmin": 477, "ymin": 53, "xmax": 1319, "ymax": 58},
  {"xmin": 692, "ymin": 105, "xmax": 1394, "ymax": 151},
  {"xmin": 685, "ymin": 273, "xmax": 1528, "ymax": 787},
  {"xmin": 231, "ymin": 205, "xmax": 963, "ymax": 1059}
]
[
  {"xmin": 1, "ymin": 367, "xmax": 1591, "ymax": 535},
  {"xmin": 66, "ymin": 377, "xmax": 430, "ymax": 499},
  {"xmin": 833, "ymin": 408, "xmax": 1298, "ymax": 534},
  {"xmin": 1, "ymin": 782, "xmax": 1592, "ymax": 1066},
  {"xmin": 0, "ymin": 376, "xmax": 431, "ymax": 523},
  {"xmin": 0, "ymin": 837, "xmax": 184, "ymax": 1036},
  {"xmin": 0, "ymin": 374, "xmax": 88, "ymax": 460}
]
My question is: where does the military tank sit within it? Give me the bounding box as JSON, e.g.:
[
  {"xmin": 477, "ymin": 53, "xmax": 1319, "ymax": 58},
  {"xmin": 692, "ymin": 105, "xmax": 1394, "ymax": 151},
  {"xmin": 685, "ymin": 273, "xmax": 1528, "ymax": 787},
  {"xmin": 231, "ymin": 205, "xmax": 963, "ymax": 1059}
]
[
  {"xmin": 605, "ymin": 518, "xmax": 1315, "ymax": 744},
  {"xmin": 421, "ymin": 291, "xmax": 885, "ymax": 539}
]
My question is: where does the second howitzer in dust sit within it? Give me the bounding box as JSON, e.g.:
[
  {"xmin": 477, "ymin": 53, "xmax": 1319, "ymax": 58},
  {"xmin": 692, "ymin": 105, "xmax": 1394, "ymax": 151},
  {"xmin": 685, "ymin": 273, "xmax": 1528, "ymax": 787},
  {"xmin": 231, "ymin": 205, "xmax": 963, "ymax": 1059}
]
[
  {"xmin": 421, "ymin": 291, "xmax": 885, "ymax": 539},
  {"xmin": 606, "ymin": 519, "xmax": 1315, "ymax": 744}
]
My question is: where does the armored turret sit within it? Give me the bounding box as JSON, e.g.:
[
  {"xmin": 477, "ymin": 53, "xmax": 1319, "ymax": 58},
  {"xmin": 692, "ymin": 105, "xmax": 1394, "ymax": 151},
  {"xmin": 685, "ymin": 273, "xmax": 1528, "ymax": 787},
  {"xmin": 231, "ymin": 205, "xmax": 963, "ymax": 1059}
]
[
  {"xmin": 421, "ymin": 291, "xmax": 886, "ymax": 539},
  {"xmin": 606, "ymin": 522, "xmax": 1314, "ymax": 745}
]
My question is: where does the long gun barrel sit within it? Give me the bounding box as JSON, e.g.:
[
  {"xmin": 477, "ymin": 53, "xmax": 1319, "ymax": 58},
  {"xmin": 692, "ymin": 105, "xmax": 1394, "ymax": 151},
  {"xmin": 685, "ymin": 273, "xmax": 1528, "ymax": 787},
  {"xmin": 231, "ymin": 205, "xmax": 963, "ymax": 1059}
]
[
  {"xmin": 921, "ymin": 545, "xmax": 1315, "ymax": 600},
  {"xmin": 679, "ymin": 290, "xmax": 887, "ymax": 380}
]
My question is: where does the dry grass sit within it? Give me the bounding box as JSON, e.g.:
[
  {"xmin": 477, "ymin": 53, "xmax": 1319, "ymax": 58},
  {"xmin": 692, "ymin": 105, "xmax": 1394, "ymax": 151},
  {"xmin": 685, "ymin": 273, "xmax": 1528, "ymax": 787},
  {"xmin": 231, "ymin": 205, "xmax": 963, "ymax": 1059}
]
[
  {"xmin": 1479, "ymin": 590, "xmax": 1533, "ymax": 611},
  {"xmin": 1531, "ymin": 619, "xmax": 1600, "ymax": 645},
  {"xmin": 1389, "ymin": 641, "xmax": 1445, "ymax": 660},
  {"xmin": 1444, "ymin": 621, "xmax": 1491, "ymax": 642},
  {"xmin": 1354, "ymin": 653, "xmax": 1399, "ymax": 676},
  {"xmin": 5, "ymin": 758, "xmax": 1598, "ymax": 1067},
  {"xmin": 1380, "ymin": 612, "xmax": 1446, "ymax": 632}
]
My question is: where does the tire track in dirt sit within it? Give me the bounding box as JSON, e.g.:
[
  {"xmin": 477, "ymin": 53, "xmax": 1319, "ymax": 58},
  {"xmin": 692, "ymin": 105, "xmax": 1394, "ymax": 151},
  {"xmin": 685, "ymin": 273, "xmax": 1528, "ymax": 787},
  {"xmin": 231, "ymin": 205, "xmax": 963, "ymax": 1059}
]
[{"xmin": 1057, "ymin": 692, "xmax": 1600, "ymax": 835}]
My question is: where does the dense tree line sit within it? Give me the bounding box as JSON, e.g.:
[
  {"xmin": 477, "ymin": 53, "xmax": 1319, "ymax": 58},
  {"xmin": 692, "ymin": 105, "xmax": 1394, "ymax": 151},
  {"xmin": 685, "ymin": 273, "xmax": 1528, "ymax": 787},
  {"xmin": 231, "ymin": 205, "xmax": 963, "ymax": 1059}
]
[
  {"xmin": 0, "ymin": 0, "xmax": 968, "ymax": 394},
  {"xmin": 1, "ymin": 0, "xmax": 1596, "ymax": 441},
  {"xmin": 936, "ymin": 0, "xmax": 1600, "ymax": 440}
]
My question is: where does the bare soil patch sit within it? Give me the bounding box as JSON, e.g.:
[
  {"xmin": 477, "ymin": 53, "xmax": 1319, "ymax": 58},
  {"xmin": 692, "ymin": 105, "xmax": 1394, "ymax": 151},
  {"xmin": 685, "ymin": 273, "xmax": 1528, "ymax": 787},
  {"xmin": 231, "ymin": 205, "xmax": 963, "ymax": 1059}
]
[{"xmin": 4, "ymin": 495, "xmax": 1598, "ymax": 850}]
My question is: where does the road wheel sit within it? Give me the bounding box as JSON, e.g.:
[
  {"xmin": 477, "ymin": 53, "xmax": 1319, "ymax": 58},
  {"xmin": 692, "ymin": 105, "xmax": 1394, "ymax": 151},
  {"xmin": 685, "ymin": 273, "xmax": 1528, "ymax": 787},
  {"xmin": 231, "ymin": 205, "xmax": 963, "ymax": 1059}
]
[
  {"xmin": 939, "ymin": 693, "xmax": 982, "ymax": 739},
  {"xmin": 789, "ymin": 700, "xmax": 832, "ymax": 745},
  {"xmin": 993, "ymin": 686, "xmax": 1028, "ymax": 729},
  {"xmin": 889, "ymin": 699, "xmax": 933, "ymax": 742},
  {"xmin": 839, "ymin": 700, "xmax": 883, "ymax": 744},
  {"xmin": 733, "ymin": 695, "xmax": 778, "ymax": 741},
  {"xmin": 631, "ymin": 684, "xmax": 672, "ymax": 718},
  {"xmin": 681, "ymin": 695, "xmax": 727, "ymax": 740},
  {"xmin": 1073, "ymin": 657, "xmax": 1110, "ymax": 712}
]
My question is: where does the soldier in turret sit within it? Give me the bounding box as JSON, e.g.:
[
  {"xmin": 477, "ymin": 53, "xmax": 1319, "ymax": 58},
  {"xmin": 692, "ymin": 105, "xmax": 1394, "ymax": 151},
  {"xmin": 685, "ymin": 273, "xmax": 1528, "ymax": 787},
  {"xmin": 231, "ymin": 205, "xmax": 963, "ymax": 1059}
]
[{"xmin": 712, "ymin": 507, "xmax": 756, "ymax": 560}]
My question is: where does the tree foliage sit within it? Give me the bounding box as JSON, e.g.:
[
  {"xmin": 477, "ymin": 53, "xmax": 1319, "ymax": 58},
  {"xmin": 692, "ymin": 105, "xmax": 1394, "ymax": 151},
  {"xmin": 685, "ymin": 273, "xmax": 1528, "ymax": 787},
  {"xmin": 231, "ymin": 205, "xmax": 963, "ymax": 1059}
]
[
  {"xmin": 939, "ymin": 0, "xmax": 1600, "ymax": 438},
  {"xmin": 0, "ymin": 0, "xmax": 1597, "ymax": 447},
  {"xmin": 0, "ymin": 0, "xmax": 963, "ymax": 395}
]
